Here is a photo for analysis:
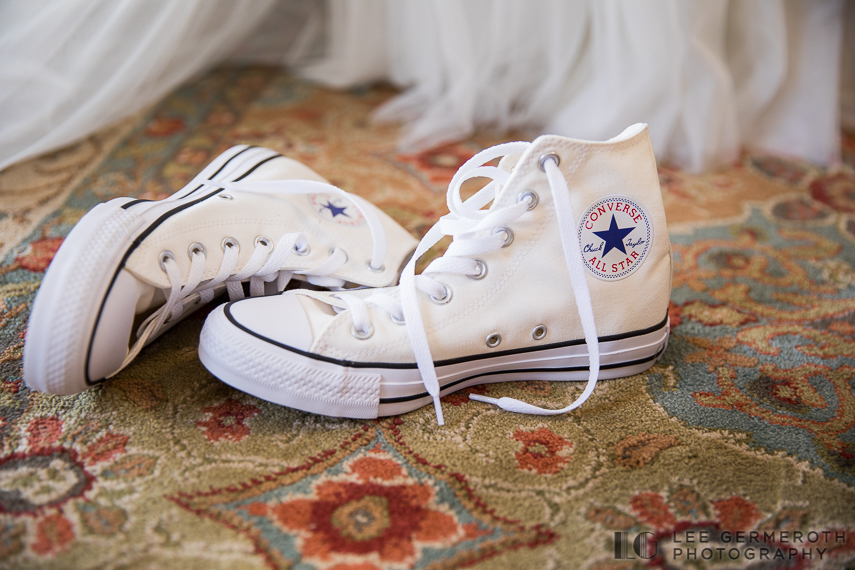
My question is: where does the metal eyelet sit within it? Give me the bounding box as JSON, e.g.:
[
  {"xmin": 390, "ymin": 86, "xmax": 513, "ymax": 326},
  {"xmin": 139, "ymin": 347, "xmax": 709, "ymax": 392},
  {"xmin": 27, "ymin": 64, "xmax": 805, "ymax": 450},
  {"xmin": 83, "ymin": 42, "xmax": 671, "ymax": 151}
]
[
  {"xmin": 467, "ymin": 259, "xmax": 487, "ymax": 280},
  {"xmin": 218, "ymin": 194, "xmax": 233, "ymax": 200},
  {"xmin": 532, "ymin": 325, "xmax": 547, "ymax": 340},
  {"xmin": 351, "ymin": 324, "xmax": 374, "ymax": 340},
  {"xmin": 330, "ymin": 248, "xmax": 348, "ymax": 263},
  {"xmin": 255, "ymin": 235, "xmax": 272, "ymax": 249},
  {"xmin": 486, "ymin": 333, "xmax": 502, "ymax": 348},
  {"xmin": 390, "ymin": 313, "xmax": 405, "ymax": 325},
  {"xmin": 538, "ymin": 152, "xmax": 560, "ymax": 171},
  {"xmin": 518, "ymin": 191, "xmax": 539, "ymax": 210},
  {"xmin": 366, "ymin": 261, "xmax": 385, "ymax": 272},
  {"xmin": 430, "ymin": 284, "xmax": 452, "ymax": 305},
  {"xmin": 293, "ymin": 242, "xmax": 310, "ymax": 256},
  {"xmin": 492, "ymin": 226, "xmax": 514, "ymax": 247},
  {"xmin": 221, "ymin": 237, "xmax": 239, "ymax": 251},
  {"xmin": 187, "ymin": 242, "xmax": 207, "ymax": 259},
  {"xmin": 158, "ymin": 251, "xmax": 176, "ymax": 272}
]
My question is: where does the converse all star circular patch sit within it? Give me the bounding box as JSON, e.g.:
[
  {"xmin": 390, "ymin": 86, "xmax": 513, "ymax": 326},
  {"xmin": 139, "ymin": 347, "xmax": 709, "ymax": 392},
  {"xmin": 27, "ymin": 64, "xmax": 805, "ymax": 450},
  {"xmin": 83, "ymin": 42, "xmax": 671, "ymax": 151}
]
[
  {"xmin": 308, "ymin": 193, "xmax": 366, "ymax": 226},
  {"xmin": 578, "ymin": 194, "xmax": 653, "ymax": 280}
]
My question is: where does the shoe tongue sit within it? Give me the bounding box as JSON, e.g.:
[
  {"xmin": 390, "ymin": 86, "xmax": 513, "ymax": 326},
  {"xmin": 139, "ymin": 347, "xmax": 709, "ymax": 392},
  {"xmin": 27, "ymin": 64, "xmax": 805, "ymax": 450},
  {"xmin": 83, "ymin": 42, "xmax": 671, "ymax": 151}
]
[
  {"xmin": 486, "ymin": 151, "xmax": 526, "ymax": 212},
  {"xmin": 299, "ymin": 288, "xmax": 386, "ymax": 351},
  {"xmin": 497, "ymin": 152, "xmax": 523, "ymax": 173},
  {"xmin": 298, "ymin": 295, "xmax": 336, "ymax": 347}
]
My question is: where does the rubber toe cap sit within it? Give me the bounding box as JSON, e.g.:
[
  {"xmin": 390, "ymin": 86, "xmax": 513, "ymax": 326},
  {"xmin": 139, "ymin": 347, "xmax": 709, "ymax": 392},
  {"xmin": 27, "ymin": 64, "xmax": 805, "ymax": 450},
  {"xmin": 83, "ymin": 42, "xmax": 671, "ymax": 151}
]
[{"xmin": 227, "ymin": 292, "xmax": 314, "ymax": 352}]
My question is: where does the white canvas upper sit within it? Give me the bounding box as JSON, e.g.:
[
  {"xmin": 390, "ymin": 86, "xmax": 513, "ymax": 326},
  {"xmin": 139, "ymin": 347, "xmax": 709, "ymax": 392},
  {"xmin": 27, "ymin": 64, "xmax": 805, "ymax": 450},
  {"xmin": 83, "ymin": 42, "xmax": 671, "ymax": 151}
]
[
  {"xmin": 122, "ymin": 156, "xmax": 414, "ymax": 291},
  {"xmin": 199, "ymin": 126, "xmax": 672, "ymax": 422},
  {"xmin": 24, "ymin": 145, "xmax": 417, "ymax": 395},
  {"xmin": 301, "ymin": 128, "xmax": 670, "ymax": 361}
]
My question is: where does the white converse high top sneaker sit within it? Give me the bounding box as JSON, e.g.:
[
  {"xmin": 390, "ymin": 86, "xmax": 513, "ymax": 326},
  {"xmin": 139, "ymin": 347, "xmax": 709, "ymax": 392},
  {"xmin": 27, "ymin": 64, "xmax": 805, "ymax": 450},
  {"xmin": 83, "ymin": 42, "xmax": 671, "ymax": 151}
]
[
  {"xmin": 24, "ymin": 145, "xmax": 418, "ymax": 396},
  {"xmin": 198, "ymin": 125, "xmax": 671, "ymax": 423}
]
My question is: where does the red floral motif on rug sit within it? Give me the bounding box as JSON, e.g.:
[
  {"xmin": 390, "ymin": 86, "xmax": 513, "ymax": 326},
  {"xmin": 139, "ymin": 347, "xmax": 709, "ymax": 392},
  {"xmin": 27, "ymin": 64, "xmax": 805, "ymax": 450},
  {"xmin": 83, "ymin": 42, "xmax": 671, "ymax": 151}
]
[
  {"xmin": 170, "ymin": 423, "xmax": 555, "ymax": 569},
  {"xmin": 0, "ymin": 416, "xmax": 146, "ymax": 557},
  {"xmin": 511, "ymin": 427, "xmax": 573, "ymax": 475},
  {"xmin": 194, "ymin": 399, "xmax": 260, "ymax": 443}
]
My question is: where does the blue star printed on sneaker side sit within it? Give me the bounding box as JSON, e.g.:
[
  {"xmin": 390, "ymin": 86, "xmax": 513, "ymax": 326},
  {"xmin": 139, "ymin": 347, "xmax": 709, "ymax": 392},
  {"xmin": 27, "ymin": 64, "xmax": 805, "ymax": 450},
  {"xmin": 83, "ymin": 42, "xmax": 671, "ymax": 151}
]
[
  {"xmin": 322, "ymin": 201, "xmax": 350, "ymax": 218},
  {"xmin": 593, "ymin": 215, "xmax": 635, "ymax": 257}
]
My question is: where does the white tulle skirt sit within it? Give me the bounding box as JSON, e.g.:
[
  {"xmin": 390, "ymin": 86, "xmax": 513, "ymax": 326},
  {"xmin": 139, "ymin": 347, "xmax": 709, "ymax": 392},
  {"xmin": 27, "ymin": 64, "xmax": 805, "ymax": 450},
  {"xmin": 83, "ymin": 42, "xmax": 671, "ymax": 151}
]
[
  {"xmin": 0, "ymin": 0, "xmax": 275, "ymax": 171},
  {"xmin": 1, "ymin": 0, "xmax": 851, "ymax": 172},
  {"xmin": 304, "ymin": 0, "xmax": 848, "ymax": 171}
]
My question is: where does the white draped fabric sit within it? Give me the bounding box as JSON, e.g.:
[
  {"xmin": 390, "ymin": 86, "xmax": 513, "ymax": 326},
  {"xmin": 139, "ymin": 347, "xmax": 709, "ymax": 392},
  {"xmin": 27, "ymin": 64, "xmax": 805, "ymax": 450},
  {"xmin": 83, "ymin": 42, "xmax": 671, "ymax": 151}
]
[
  {"xmin": 305, "ymin": 0, "xmax": 847, "ymax": 171},
  {"xmin": 0, "ymin": 0, "xmax": 850, "ymax": 172},
  {"xmin": 0, "ymin": 0, "xmax": 275, "ymax": 171}
]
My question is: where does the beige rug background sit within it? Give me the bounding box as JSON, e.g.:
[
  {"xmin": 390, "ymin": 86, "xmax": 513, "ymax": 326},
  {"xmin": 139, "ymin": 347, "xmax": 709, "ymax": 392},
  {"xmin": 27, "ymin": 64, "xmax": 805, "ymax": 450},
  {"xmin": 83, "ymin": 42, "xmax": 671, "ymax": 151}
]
[{"xmin": 1, "ymin": 66, "xmax": 854, "ymax": 569}]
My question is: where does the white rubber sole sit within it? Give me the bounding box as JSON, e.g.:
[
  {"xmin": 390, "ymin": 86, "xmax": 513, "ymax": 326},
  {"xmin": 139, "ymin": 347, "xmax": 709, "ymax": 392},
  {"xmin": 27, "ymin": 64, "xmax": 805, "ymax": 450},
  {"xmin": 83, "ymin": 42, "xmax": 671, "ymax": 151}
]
[
  {"xmin": 23, "ymin": 199, "xmax": 148, "ymax": 395},
  {"xmin": 199, "ymin": 303, "xmax": 670, "ymax": 419}
]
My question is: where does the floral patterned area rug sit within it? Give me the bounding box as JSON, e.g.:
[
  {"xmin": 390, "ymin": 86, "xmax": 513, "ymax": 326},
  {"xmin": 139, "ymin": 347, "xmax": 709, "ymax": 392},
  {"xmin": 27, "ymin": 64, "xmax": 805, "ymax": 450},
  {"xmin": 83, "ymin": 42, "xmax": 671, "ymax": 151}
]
[{"xmin": 1, "ymin": 67, "xmax": 854, "ymax": 570}]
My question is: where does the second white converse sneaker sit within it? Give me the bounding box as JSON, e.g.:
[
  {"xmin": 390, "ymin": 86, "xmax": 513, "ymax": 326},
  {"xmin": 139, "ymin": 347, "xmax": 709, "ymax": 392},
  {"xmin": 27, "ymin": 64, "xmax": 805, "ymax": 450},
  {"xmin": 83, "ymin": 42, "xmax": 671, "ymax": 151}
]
[
  {"xmin": 199, "ymin": 125, "xmax": 671, "ymax": 423},
  {"xmin": 24, "ymin": 145, "xmax": 418, "ymax": 395}
]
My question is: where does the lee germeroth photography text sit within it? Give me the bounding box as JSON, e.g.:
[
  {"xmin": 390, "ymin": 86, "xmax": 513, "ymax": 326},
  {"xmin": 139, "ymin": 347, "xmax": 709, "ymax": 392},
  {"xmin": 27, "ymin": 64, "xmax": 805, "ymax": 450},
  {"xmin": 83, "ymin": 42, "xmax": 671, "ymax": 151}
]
[{"xmin": 615, "ymin": 529, "xmax": 849, "ymax": 564}]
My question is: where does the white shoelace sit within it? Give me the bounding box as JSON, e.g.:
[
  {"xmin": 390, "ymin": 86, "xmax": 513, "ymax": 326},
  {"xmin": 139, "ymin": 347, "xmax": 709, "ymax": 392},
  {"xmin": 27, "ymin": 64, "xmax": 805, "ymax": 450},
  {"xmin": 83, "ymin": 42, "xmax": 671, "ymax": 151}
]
[
  {"xmin": 115, "ymin": 177, "xmax": 388, "ymax": 374},
  {"xmin": 305, "ymin": 142, "xmax": 600, "ymax": 425}
]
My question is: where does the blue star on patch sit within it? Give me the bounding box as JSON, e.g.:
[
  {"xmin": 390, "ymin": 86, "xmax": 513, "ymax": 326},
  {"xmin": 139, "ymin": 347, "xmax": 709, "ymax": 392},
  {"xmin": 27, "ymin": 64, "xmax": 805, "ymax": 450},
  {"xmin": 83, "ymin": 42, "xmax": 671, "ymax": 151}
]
[
  {"xmin": 593, "ymin": 215, "xmax": 635, "ymax": 257},
  {"xmin": 322, "ymin": 201, "xmax": 350, "ymax": 218}
]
